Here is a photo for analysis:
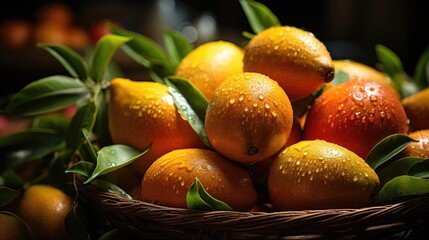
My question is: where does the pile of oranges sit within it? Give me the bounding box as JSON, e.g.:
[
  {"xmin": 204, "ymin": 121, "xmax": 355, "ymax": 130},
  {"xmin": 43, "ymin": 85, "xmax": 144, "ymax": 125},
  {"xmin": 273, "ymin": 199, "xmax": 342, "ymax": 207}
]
[{"xmin": 108, "ymin": 23, "xmax": 428, "ymax": 212}]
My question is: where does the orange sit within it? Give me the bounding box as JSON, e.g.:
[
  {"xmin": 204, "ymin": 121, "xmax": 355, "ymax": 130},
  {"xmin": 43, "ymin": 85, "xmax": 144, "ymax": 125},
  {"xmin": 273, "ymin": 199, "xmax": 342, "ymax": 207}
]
[
  {"xmin": 175, "ymin": 41, "xmax": 243, "ymax": 99},
  {"xmin": 205, "ymin": 72, "xmax": 294, "ymax": 163},
  {"xmin": 0, "ymin": 212, "xmax": 33, "ymax": 240},
  {"xmin": 108, "ymin": 78, "xmax": 205, "ymax": 175},
  {"xmin": 402, "ymin": 129, "xmax": 429, "ymax": 158},
  {"xmin": 268, "ymin": 140, "xmax": 379, "ymax": 210},
  {"xmin": 141, "ymin": 148, "xmax": 257, "ymax": 211},
  {"xmin": 401, "ymin": 87, "xmax": 429, "ymax": 131},
  {"xmin": 17, "ymin": 184, "xmax": 73, "ymax": 240},
  {"xmin": 243, "ymin": 26, "xmax": 334, "ymax": 101},
  {"xmin": 303, "ymin": 79, "xmax": 408, "ymax": 158},
  {"xmin": 35, "ymin": 2, "xmax": 73, "ymax": 27},
  {"xmin": 333, "ymin": 59, "xmax": 398, "ymax": 96}
]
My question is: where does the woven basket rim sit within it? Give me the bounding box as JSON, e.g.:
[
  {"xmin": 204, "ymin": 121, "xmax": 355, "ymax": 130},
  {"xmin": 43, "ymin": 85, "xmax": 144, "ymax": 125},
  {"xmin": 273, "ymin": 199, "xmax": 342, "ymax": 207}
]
[{"xmin": 77, "ymin": 180, "xmax": 429, "ymax": 235}]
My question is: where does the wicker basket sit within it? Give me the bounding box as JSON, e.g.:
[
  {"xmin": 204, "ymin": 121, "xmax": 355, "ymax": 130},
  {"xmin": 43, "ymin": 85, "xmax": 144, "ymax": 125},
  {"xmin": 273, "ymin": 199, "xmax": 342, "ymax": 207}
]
[{"xmin": 76, "ymin": 180, "xmax": 429, "ymax": 240}]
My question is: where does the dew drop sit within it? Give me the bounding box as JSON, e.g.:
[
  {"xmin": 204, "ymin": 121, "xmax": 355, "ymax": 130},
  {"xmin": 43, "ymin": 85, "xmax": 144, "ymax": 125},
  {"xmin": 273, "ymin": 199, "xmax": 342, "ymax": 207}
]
[
  {"xmin": 238, "ymin": 94, "xmax": 245, "ymax": 102},
  {"xmin": 370, "ymin": 95, "xmax": 378, "ymax": 102},
  {"xmin": 229, "ymin": 98, "xmax": 236, "ymax": 104},
  {"xmin": 296, "ymin": 160, "xmax": 301, "ymax": 166},
  {"xmin": 253, "ymin": 103, "xmax": 258, "ymax": 108},
  {"xmin": 258, "ymin": 94, "xmax": 264, "ymax": 100},
  {"xmin": 353, "ymin": 176, "xmax": 358, "ymax": 182},
  {"xmin": 265, "ymin": 103, "xmax": 270, "ymax": 109}
]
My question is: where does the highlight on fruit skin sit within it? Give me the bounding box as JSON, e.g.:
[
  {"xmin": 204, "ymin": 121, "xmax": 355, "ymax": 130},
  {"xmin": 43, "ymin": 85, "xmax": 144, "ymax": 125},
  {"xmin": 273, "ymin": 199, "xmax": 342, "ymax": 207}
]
[
  {"xmin": 333, "ymin": 59, "xmax": 398, "ymax": 96},
  {"xmin": 141, "ymin": 148, "xmax": 257, "ymax": 211},
  {"xmin": 17, "ymin": 184, "xmax": 73, "ymax": 240},
  {"xmin": 243, "ymin": 26, "xmax": 335, "ymax": 101},
  {"xmin": 205, "ymin": 72, "xmax": 294, "ymax": 163},
  {"xmin": 175, "ymin": 40, "xmax": 244, "ymax": 100},
  {"xmin": 268, "ymin": 140, "xmax": 379, "ymax": 211},
  {"xmin": 402, "ymin": 129, "xmax": 429, "ymax": 158},
  {"xmin": 303, "ymin": 79, "xmax": 409, "ymax": 159},
  {"xmin": 108, "ymin": 78, "xmax": 205, "ymax": 175}
]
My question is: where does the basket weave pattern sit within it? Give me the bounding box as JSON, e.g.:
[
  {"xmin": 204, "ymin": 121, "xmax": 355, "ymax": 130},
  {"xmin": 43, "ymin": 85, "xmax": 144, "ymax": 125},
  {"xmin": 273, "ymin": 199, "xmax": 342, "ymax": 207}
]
[{"xmin": 77, "ymin": 182, "xmax": 429, "ymax": 239}]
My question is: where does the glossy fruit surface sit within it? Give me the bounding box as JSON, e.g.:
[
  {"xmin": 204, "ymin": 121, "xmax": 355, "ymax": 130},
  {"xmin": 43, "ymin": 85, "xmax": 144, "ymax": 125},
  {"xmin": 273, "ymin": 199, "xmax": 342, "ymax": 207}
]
[
  {"xmin": 108, "ymin": 78, "xmax": 204, "ymax": 175},
  {"xmin": 141, "ymin": 148, "xmax": 257, "ymax": 211},
  {"xmin": 17, "ymin": 184, "xmax": 72, "ymax": 240},
  {"xmin": 303, "ymin": 79, "xmax": 408, "ymax": 158},
  {"xmin": 268, "ymin": 140, "xmax": 379, "ymax": 210},
  {"xmin": 402, "ymin": 129, "xmax": 429, "ymax": 158},
  {"xmin": 243, "ymin": 26, "xmax": 334, "ymax": 101},
  {"xmin": 205, "ymin": 72, "xmax": 293, "ymax": 163},
  {"xmin": 175, "ymin": 41, "xmax": 243, "ymax": 99}
]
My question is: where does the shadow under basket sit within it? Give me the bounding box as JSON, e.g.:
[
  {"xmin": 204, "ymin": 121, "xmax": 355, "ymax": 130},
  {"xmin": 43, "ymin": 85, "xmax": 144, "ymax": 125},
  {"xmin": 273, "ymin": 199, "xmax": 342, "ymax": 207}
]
[{"xmin": 77, "ymin": 181, "xmax": 429, "ymax": 240}]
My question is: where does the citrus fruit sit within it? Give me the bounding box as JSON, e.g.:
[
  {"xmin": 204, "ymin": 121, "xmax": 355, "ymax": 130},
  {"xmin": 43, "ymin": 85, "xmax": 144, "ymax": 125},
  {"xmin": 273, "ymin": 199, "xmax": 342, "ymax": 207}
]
[
  {"xmin": 205, "ymin": 72, "xmax": 294, "ymax": 163},
  {"xmin": 0, "ymin": 19, "xmax": 32, "ymax": 49},
  {"xmin": 108, "ymin": 78, "xmax": 205, "ymax": 175},
  {"xmin": 175, "ymin": 41, "xmax": 244, "ymax": 99},
  {"xmin": 333, "ymin": 60, "xmax": 397, "ymax": 93},
  {"xmin": 401, "ymin": 87, "xmax": 429, "ymax": 131},
  {"xmin": 141, "ymin": 148, "xmax": 257, "ymax": 211},
  {"xmin": 268, "ymin": 140, "xmax": 379, "ymax": 210},
  {"xmin": 303, "ymin": 79, "xmax": 408, "ymax": 158},
  {"xmin": 0, "ymin": 212, "xmax": 32, "ymax": 240},
  {"xmin": 402, "ymin": 129, "xmax": 429, "ymax": 158},
  {"xmin": 17, "ymin": 184, "xmax": 73, "ymax": 240},
  {"xmin": 243, "ymin": 26, "xmax": 334, "ymax": 101}
]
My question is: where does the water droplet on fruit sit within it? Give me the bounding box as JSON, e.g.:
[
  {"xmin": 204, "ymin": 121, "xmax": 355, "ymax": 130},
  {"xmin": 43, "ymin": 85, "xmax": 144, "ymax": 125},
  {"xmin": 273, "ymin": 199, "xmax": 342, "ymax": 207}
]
[
  {"xmin": 229, "ymin": 98, "xmax": 236, "ymax": 104},
  {"xmin": 296, "ymin": 160, "xmax": 301, "ymax": 166},
  {"xmin": 353, "ymin": 176, "xmax": 358, "ymax": 182},
  {"xmin": 238, "ymin": 94, "xmax": 245, "ymax": 102},
  {"xmin": 253, "ymin": 103, "xmax": 258, "ymax": 108},
  {"xmin": 265, "ymin": 103, "xmax": 270, "ymax": 109},
  {"xmin": 258, "ymin": 94, "xmax": 264, "ymax": 100},
  {"xmin": 364, "ymin": 172, "xmax": 369, "ymax": 178},
  {"xmin": 370, "ymin": 95, "xmax": 378, "ymax": 102}
]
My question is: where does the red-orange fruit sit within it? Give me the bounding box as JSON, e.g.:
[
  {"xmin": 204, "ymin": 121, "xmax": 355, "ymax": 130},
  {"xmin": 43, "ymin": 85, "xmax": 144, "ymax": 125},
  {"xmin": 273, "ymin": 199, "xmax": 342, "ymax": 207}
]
[{"xmin": 303, "ymin": 79, "xmax": 408, "ymax": 158}]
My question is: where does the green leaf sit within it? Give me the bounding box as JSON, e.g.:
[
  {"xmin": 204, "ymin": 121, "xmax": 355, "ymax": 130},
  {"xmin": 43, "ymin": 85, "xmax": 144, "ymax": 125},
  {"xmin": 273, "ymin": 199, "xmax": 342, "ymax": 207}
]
[
  {"xmin": 110, "ymin": 25, "xmax": 173, "ymax": 82},
  {"xmin": 99, "ymin": 229, "xmax": 122, "ymax": 240},
  {"xmin": 65, "ymin": 202, "xmax": 90, "ymax": 240},
  {"xmin": 365, "ymin": 134, "xmax": 416, "ymax": 171},
  {"xmin": 90, "ymin": 178, "xmax": 132, "ymax": 199},
  {"xmin": 291, "ymin": 84, "xmax": 325, "ymax": 117},
  {"xmin": 38, "ymin": 44, "xmax": 88, "ymax": 80},
  {"xmin": 0, "ymin": 170, "xmax": 25, "ymax": 188},
  {"xmin": 65, "ymin": 101, "xmax": 97, "ymax": 153},
  {"xmin": 84, "ymin": 144, "xmax": 150, "ymax": 183},
  {"xmin": 331, "ymin": 70, "xmax": 349, "ymax": 86},
  {"xmin": 162, "ymin": 27, "xmax": 193, "ymax": 67},
  {"xmin": 90, "ymin": 34, "xmax": 130, "ymax": 83},
  {"xmin": 4, "ymin": 76, "xmax": 89, "ymax": 116},
  {"xmin": 186, "ymin": 178, "xmax": 232, "ymax": 211},
  {"xmin": 65, "ymin": 161, "xmax": 95, "ymax": 178},
  {"xmin": 0, "ymin": 129, "xmax": 64, "ymax": 172},
  {"xmin": 165, "ymin": 77, "xmax": 211, "ymax": 147},
  {"xmin": 30, "ymin": 114, "xmax": 70, "ymax": 135},
  {"xmin": 0, "ymin": 187, "xmax": 19, "ymax": 207},
  {"xmin": 408, "ymin": 159, "xmax": 429, "ymax": 178},
  {"xmin": 413, "ymin": 45, "xmax": 429, "ymax": 90},
  {"xmin": 377, "ymin": 175, "xmax": 429, "ymax": 201},
  {"xmin": 239, "ymin": 0, "xmax": 281, "ymax": 34},
  {"xmin": 377, "ymin": 157, "xmax": 426, "ymax": 187},
  {"xmin": 375, "ymin": 44, "xmax": 404, "ymax": 78},
  {"xmin": 92, "ymin": 90, "xmax": 112, "ymax": 147},
  {"xmin": 80, "ymin": 129, "xmax": 98, "ymax": 163}
]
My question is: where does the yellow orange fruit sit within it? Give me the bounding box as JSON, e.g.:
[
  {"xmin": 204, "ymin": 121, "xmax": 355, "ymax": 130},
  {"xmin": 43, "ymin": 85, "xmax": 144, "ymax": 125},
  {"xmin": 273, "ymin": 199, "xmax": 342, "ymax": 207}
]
[
  {"xmin": 402, "ymin": 129, "xmax": 429, "ymax": 158},
  {"xmin": 205, "ymin": 72, "xmax": 293, "ymax": 163},
  {"xmin": 35, "ymin": 2, "xmax": 73, "ymax": 27},
  {"xmin": 243, "ymin": 26, "xmax": 334, "ymax": 101},
  {"xmin": 268, "ymin": 140, "xmax": 379, "ymax": 210},
  {"xmin": 303, "ymin": 79, "xmax": 408, "ymax": 158},
  {"xmin": 175, "ymin": 41, "xmax": 244, "ymax": 99},
  {"xmin": 17, "ymin": 184, "xmax": 72, "ymax": 240},
  {"xmin": 141, "ymin": 148, "xmax": 257, "ymax": 211},
  {"xmin": 0, "ymin": 19, "xmax": 32, "ymax": 49},
  {"xmin": 402, "ymin": 88, "xmax": 429, "ymax": 131},
  {"xmin": 108, "ymin": 78, "xmax": 205, "ymax": 175},
  {"xmin": 333, "ymin": 59, "xmax": 398, "ymax": 95},
  {"xmin": 0, "ymin": 212, "xmax": 33, "ymax": 240}
]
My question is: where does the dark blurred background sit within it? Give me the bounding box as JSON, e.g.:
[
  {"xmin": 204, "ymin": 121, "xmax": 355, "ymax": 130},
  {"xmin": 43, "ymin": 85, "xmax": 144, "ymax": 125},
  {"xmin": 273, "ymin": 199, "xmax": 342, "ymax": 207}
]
[{"xmin": 0, "ymin": 0, "xmax": 427, "ymax": 96}]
